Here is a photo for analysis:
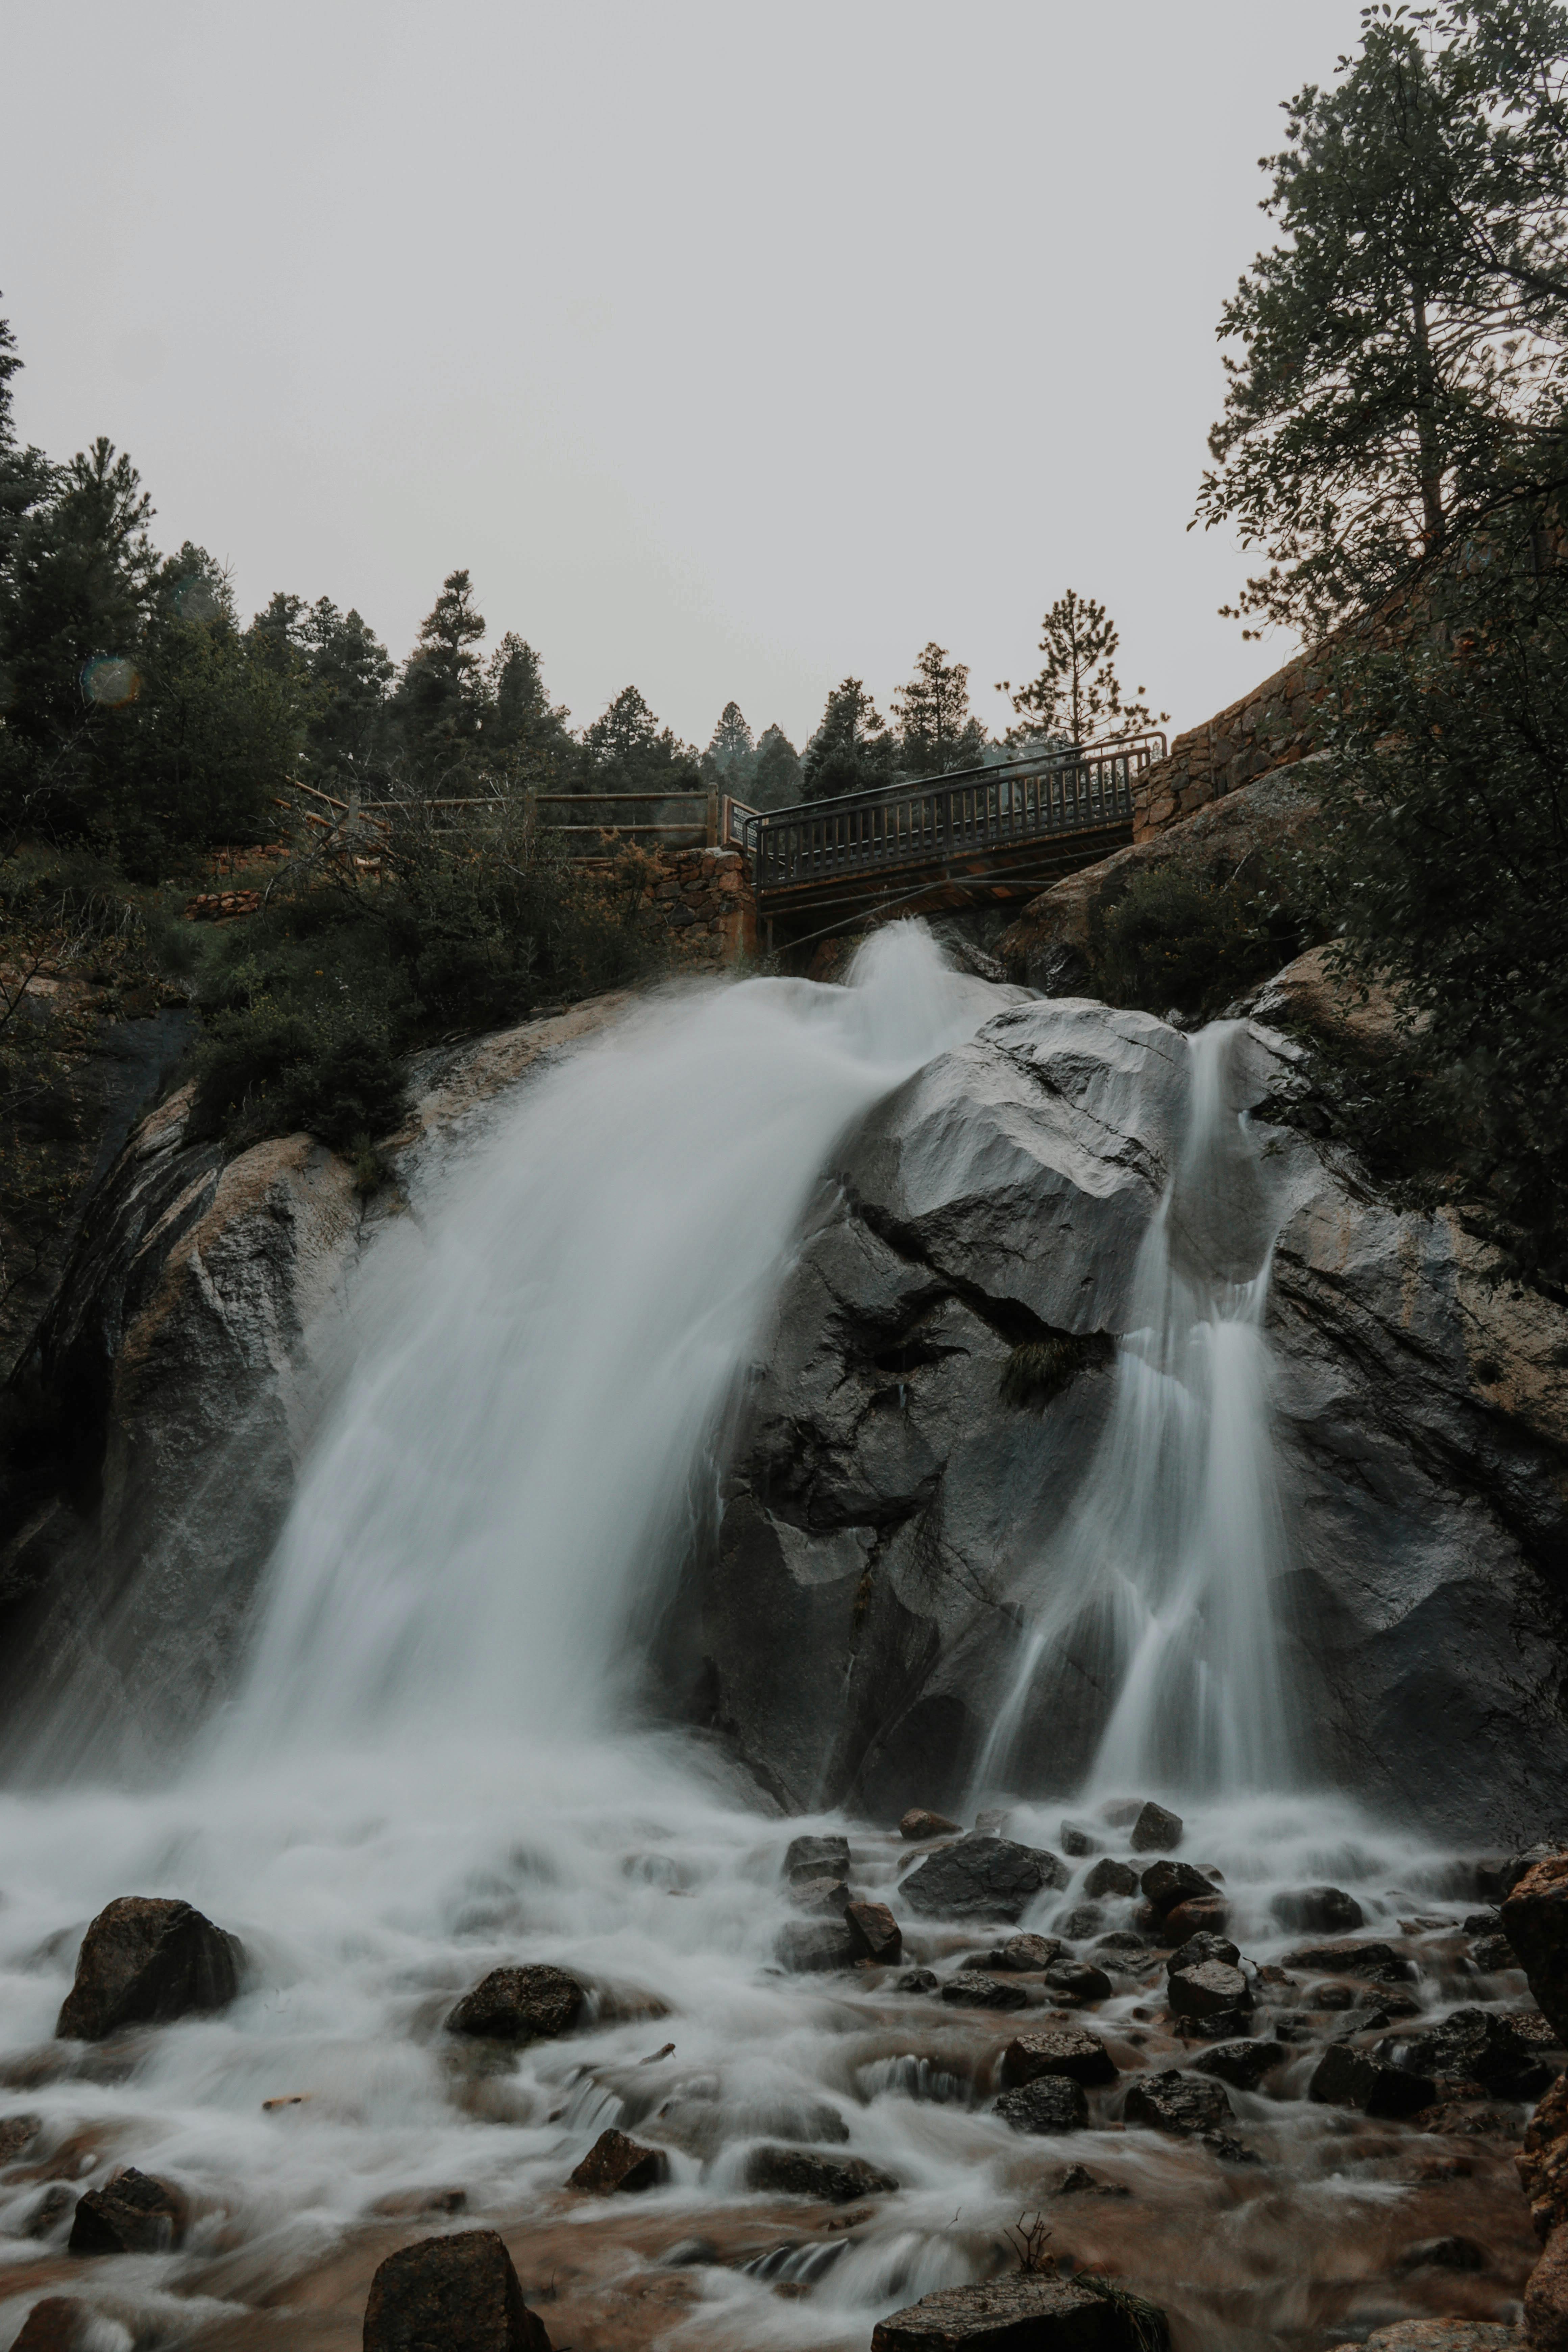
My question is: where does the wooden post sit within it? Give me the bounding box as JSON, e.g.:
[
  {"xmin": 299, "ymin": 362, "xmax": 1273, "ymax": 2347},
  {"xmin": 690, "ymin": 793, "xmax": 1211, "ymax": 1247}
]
[{"xmin": 706, "ymin": 788, "xmax": 719, "ymax": 848}]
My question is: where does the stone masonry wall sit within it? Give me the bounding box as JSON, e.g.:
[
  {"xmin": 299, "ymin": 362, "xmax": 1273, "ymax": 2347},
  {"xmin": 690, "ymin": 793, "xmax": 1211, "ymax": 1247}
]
[{"xmin": 638, "ymin": 846, "xmax": 757, "ymax": 969}]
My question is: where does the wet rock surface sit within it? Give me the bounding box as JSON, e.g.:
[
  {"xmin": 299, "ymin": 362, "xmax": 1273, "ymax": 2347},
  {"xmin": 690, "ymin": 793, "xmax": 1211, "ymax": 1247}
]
[
  {"xmin": 446, "ymin": 1964, "xmax": 585, "ymax": 2042},
  {"xmin": 363, "ymin": 2227, "xmax": 548, "ymax": 2351},
  {"xmin": 899, "ymin": 1837, "xmax": 1064, "ymax": 1922},
  {"xmin": 68, "ymin": 2165, "xmax": 186, "ymax": 2253},
  {"xmin": 872, "ymin": 2272, "xmax": 1171, "ymax": 2351},
  {"xmin": 992, "ymin": 2075, "xmax": 1089, "ymax": 2133},
  {"xmin": 55, "ymin": 1895, "xmax": 241, "ymax": 2040},
  {"xmin": 567, "ymin": 2128, "xmax": 668, "ymax": 2194},
  {"xmin": 745, "ymin": 2145, "xmax": 899, "ymax": 2201},
  {"xmin": 1001, "ymin": 2028, "xmax": 1119, "ymax": 2089},
  {"xmin": 1122, "ymin": 2069, "xmax": 1234, "ymax": 2137}
]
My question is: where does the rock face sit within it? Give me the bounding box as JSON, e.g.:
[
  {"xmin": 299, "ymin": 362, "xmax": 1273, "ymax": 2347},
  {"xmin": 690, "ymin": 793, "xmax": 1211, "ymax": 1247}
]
[
  {"xmin": 56, "ymin": 1896, "xmax": 241, "ymax": 2040},
  {"xmin": 1503, "ymin": 1856, "xmax": 1568, "ymax": 2041},
  {"xmin": 872, "ymin": 2273, "xmax": 1171, "ymax": 2352},
  {"xmin": 363, "ymin": 2229, "xmax": 548, "ymax": 2352},
  {"xmin": 668, "ymin": 992, "xmax": 1568, "ymax": 1835}
]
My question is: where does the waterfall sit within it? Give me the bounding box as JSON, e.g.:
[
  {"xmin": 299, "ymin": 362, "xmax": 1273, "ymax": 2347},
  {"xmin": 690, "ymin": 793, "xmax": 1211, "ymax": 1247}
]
[{"xmin": 974, "ymin": 1019, "xmax": 1295, "ymax": 1800}]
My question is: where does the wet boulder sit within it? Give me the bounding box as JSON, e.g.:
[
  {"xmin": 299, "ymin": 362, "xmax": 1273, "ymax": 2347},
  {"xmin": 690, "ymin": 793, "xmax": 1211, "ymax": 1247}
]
[
  {"xmin": 745, "ymin": 2145, "xmax": 898, "ymax": 2201},
  {"xmin": 363, "ymin": 2228, "xmax": 548, "ymax": 2352},
  {"xmin": 55, "ymin": 1897, "xmax": 241, "ymax": 2041},
  {"xmin": 567, "ymin": 2128, "xmax": 668, "ymax": 2193},
  {"xmin": 1002, "ymin": 2029, "xmax": 1118, "ymax": 2090},
  {"xmin": 0, "ymin": 2113, "xmax": 42, "ymax": 2162},
  {"xmin": 1520, "ymin": 2074, "xmax": 1568, "ymax": 2239},
  {"xmin": 1308, "ymin": 2043, "xmax": 1435, "ymax": 2118},
  {"xmin": 900, "ymin": 1837, "xmax": 1063, "ymax": 1923},
  {"xmin": 1526, "ymin": 2222, "xmax": 1568, "ymax": 2352},
  {"xmin": 11, "ymin": 2304, "xmax": 91, "ymax": 2352},
  {"xmin": 1138, "ymin": 1860, "xmax": 1211, "ymax": 1918},
  {"xmin": 785, "ymin": 1833, "xmax": 850, "ymax": 1884},
  {"xmin": 846, "ymin": 1900, "xmax": 902, "ymax": 1964},
  {"xmin": 1083, "ymin": 1857, "xmax": 1139, "ymax": 1901},
  {"xmin": 941, "ymin": 1971, "xmax": 1029, "ymax": 2010},
  {"xmin": 446, "ymin": 1964, "xmax": 585, "ymax": 2042},
  {"xmin": 898, "ymin": 1967, "xmax": 939, "ymax": 1993},
  {"xmin": 1167, "ymin": 1930, "xmax": 1240, "ymax": 1974},
  {"xmin": 68, "ymin": 2166, "xmax": 187, "ymax": 2254},
  {"xmin": 1044, "ymin": 1959, "xmax": 1112, "ymax": 2003},
  {"xmin": 1395, "ymin": 2235, "xmax": 1486, "ymax": 2271},
  {"xmin": 1194, "ymin": 2037, "xmax": 1286, "ymax": 2091},
  {"xmin": 793, "ymin": 1875, "xmax": 852, "ymax": 1914},
  {"xmin": 1128, "ymin": 1802, "xmax": 1183, "ymax": 1853},
  {"xmin": 900, "ymin": 1809, "xmax": 961, "ymax": 1841},
  {"xmin": 1123, "ymin": 2069, "xmax": 1233, "ymax": 2137},
  {"xmin": 1503, "ymin": 1855, "xmax": 1568, "ymax": 2042},
  {"xmin": 1159, "ymin": 1896, "xmax": 1231, "ymax": 1945},
  {"xmin": 1398, "ymin": 2005, "xmax": 1549, "ymax": 2099},
  {"xmin": 1271, "ymin": 1885, "xmax": 1364, "ymax": 1935},
  {"xmin": 872, "ymin": 2274, "xmax": 1171, "ymax": 2351},
  {"xmin": 1060, "ymin": 1821, "xmax": 1098, "ymax": 1858},
  {"xmin": 982, "ymin": 1933, "xmax": 1063, "ymax": 1972},
  {"xmin": 1169, "ymin": 1962, "xmax": 1252, "ymax": 2022},
  {"xmin": 776, "ymin": 1920, "xmax": 858, "ymax": 1972},
  {"xmin": 993, "ymin": 2076, "xmax": 1088, "ymax": 2134},
  {"xmin": 1281, "ymin": 1938, "xmax": 1413, "ymax": 1982}
]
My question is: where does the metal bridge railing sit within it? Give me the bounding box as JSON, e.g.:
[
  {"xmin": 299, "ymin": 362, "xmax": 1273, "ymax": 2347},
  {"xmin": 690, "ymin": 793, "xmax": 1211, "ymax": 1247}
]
[{"xmin": 732, "ymin": 735, "xmax": 1166, "ymax": 896}]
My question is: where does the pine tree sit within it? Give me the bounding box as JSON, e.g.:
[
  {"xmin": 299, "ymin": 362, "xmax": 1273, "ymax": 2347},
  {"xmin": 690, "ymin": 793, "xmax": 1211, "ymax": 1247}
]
[
  {"xmin": 485, "ymin": 633, "xmax": 571, "ymax": 773},
  {"xmin": 751, "ymin": 723, "xmax": 802, "ymax": 808},
  {"xmin": 892, "ymin": 642, "xmax": 985, "ymax": 775},
  {"xmin": 1000, "ymin": 591, "xmax": 1165, "ymax": 748},
  {"xmin": 580, "ymin": 685, "xmax": 700, "ymax": 789},
  {"xmin": 702, "ymin": 700, "xmax": 755, "ymax": 787},
  {"xmin": 802, "ymin": 678, "xmax": 896, "ymax": 800},
  {"xmin": 303, "ymin": 599, "xmax": 394, "ymax": 786},
  {"xmin": 1196, "ymin": 2, "xmax": 1568, "ymax": 636},
  {"xmin": 393, "ymin": 569, "xmax": 488, "ymax": 781}
]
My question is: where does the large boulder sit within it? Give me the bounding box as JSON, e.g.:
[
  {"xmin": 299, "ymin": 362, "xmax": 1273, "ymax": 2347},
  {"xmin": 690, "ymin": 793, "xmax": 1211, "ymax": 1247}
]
[
  {"xmin": 1503, "ymin": 1856, "xmax": 1568, "ymax": 2042},
  {"xmin": 900, "ymin": 1838, "xmax": 1064, "ymax": 1924},
  {"xmin": 11, "ymin": 2304, "xmax": 92, "ymax": 2352},
  {"xmin": 872, "ymin": 2272, "xmax": 1171, "ymax": 2351},
  {"xmin": 363, "ymin": 2229, "xmax": 549, "ymax": 2352},
  {"xmin": 1399, "ymin": 2005, "xmax": 1549, "ymax": 2099},
  {"xmin": 1308, "ymin": 2045, "xmax": 1435, "ymax": 2119},
  {"xmin": 445, "ymin": 1965, "xmax": 585, "ymax": 2043},
  {"xmin": 745, "ymin": 2146, "xmax": 898, "ymax": 2202},
  {"xmin": 69, "ymin": 2167, "xmax": 186, "ymax": 2253},
  {"xmin": 56, "ymin": 1896, "xmax": 241, "ymax": 2040},
  {"xmin": 1001, "ymin": 2029, "xmax": 1118, "ymax": 2090}
]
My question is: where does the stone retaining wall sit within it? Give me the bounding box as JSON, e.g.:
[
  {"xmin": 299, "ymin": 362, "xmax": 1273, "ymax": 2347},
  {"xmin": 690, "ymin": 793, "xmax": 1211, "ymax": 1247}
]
[{"xmin": 635, "ymin": 846, "xmax": 757, "ymax": 968}]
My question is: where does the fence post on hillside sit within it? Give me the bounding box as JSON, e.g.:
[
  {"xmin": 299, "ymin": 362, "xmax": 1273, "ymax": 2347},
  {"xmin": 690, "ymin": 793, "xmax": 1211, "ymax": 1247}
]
[{"xmin": 706, "ymin": 788, "xmax": 719, "ymax": 848}]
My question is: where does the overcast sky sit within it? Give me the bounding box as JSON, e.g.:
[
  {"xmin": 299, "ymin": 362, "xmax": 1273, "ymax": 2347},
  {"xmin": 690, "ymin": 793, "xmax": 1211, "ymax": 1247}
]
[{"xmin": 3, "ymin": 1, "xmax": 1366, "ymax": 755}]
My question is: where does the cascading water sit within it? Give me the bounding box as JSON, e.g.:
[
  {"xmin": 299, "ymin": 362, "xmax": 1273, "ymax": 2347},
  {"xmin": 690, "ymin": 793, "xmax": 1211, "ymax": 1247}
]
[
  {"xmin": 0, "ymin": 941, "xmax": 1536, "ymax": 2352},
  {"xmin": 972, "ymin": 1020, "xmax": 1295, "ymax": 1803}
]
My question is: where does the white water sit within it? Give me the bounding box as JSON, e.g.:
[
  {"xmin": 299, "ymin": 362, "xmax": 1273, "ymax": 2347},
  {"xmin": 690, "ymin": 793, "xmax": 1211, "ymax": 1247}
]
[
  {"xmin": 973, "ymin": 1021, "xmax": 1295, "ymax": 1804},
  {"xmin": 0, "ymin": 940, "xmax": 1521, "ymax": 2350}
]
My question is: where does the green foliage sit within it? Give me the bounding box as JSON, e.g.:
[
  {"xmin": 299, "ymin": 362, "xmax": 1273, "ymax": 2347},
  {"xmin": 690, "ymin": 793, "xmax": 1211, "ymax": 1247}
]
[
  {"xmin": 1088, "ymin": 856, "xmax": 1310, "ymax": 1020},
  {"xmin": 579, "ymin": 683, "xmax": 700, "ymax": 790},
  {"xmin": 189, "ymin": 998, "xmax": 410, "ymax": 1153},
  {"xmin": 391, "ymin": 568, "xmax": 488, "ymax": 783},
  {"xmin": 999, "ymin": 1332, "xmax": 1112, "ymax": 1410},
  {"xmin": 891, "ymin": 642, "xmax": 986, "ymax": 775},
  {"xmin": 803, "ymin": 677, "xmax": 896, "ymax": 801},
  {"xmin": 751, "ymin": 722, "xmax": 802, "ymax": 807},
  {"xmin": 1197, "ymin": 1, "xmax": 1568, "ymax": 636},
  {"xmin": 701, "ymin": 701, "xmax": 755, "ymax": 790},
  {"xmin": 1308, "ymin": 533, "xmax": 1568, "ymax": 1285},
  {"xmin": 1000, "ymin": 590, "xmax": 1166, "ymax": 748}
]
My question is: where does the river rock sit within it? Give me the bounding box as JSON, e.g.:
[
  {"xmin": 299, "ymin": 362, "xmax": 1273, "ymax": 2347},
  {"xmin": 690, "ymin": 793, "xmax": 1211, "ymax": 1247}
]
[
  {"xmin": 941, "ymin": 1971, "xmax": 1029, "ymax": 2010},
  {"xmin": 1138, "ymin": 1861, "xmax": 1211, "ymax": 1917},
  {"xmin": 793, "ymin": 1874, "xmax": 852, "ymax": 1914},
  {"xmin": 55, "ymin": 1896, "xmax": 241, "ymax": 2040},
  {"xmin": 446, "ymin": 1965, "xmax": 585, "ymax": 2042},
  {"xmin": 363, "ymin": 2228, "xmax": 547, "ymax": 2352},
  {"xmin": 69, "ymin": 2166, "xmax": 187, "ymax": 2253},
  {"xmin": 11, "ymin": 2304, "xmax": 91, "ymax": 2352},
  {"xmin": 872, "ymin": 2273, "xmax": 1171, "ymax": 2351},
  {"xmin": 567, "ymin": 2128, "xmax": 668, "ymax": 2193},
  {"xmin": 1159, "ymin": 1896, "xmax": 1230, "ymax": 1945},
  {"xmin": 1060, "ymin": 1821, "xmax": 1098, "ymax": 1857},
  {"xmin": 1170, "ymin": 1962, "xmax": 1252, "ymax": 2021},
  {"xmin": 1167, "ymin": 1930, "xmax": 1240, "ymax": 1974},
  {"xmin": 785, "ymin": 1833, "xmax": 850, "ymax": 1883},
  {"xmin": 846, "ymin": 1900, "xmax": 903, "ymax": 1963},
  {"xmin": 776, "ymin": 1919, "xmax": 858, "ymax": 1972},
  {"xmin": 745, "ymin": 2145, "xmax": 898, "ymax": 2202},
  {"xmin": 1395, "ymin": 2235, "xmax": 1486, "ymax": 2271},
  {"xmin": 979, "ymin": 1933, "xmax": 1062, "ymax": 1972},
  {"xmin": 993, "ymin": 2077, "xmax": 1088, "ymax": 2134},
  {"xmin": 1002, "ymin": 2028, "xmax": 1118, "ymax": 2089},
  {"xmin": 1045, "ymin": 1959, "xmax": 1112, "ymax": 2003},
  {"xmin": 1128, "ymin": 1802, "xmax": 1182, "ymax": 1853},
  {"xmin": 1281, "ymin": 1938, "xmax": 1411, "ymax": 1981},
  {"xmin": 1123, "ymin": 2069, "xmax": 1233, "ymax": 2136},
  {"xmin": 1503, "ymin": 1855, "xmax": 1568, "ymax": 2042},
  {"xmin": 900, "ymin": 1809, "xmax": 961, "ymax": 1841},
  {"xmin": 1309, "ymin": 2044, "xmax": 1435, "ymax": 2117},
  {"xmin": 900, "ymin": 1838, "xmax": 1063, "ymax": 1922},
  {"xmin": 1272, "ymin": 1885, "xmax": 1364, "ymax": 1934},
  {"xmin": 0, "ymin": 2112, "xmax": 42, "ymax": 2162},
  {"xmin": 1520, "ymin": 2073, "xmax": 1568, "ymax": 2237},
  {"xmin": 1082, "ymin": 1858, "xmax": 1138, "ymax": 1901},
  {"xmin": 1399, "ymin": 2005, "xmax": 1549, "ymax": 2099},
  {"xmin": 1194, "ymin": 2037, "xmax": 1286, "ymax": 2090}
]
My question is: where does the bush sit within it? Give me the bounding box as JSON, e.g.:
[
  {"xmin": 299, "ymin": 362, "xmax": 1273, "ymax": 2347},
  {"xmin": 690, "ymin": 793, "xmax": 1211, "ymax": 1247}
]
[
  {"xmin": 188, "ymin": 1001, "xmax": 409, "ymax": 1151},
  {"xmin": 1087, "ymin": 856, "xmax": 1308, "ymax": 1021}
]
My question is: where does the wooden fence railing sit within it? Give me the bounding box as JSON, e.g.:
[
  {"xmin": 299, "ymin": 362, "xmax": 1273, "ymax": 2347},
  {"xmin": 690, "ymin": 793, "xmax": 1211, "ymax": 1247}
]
[
  {"xmin": 733, "ymin": 736, "xmax": 1166, "ymax": 899},
  {"xmin": 281, "ymin": 781, "xmax": 738, "ymax": 853}
]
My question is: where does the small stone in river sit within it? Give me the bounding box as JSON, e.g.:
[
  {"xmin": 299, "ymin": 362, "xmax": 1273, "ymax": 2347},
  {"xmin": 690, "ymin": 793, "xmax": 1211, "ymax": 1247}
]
[
  {"xmin": 846, "ymin": 1900, "xmax": 903, "ymax": 1964},
  {"xmin": 1281, "ymin": 1937, "xmax": 1411, "ymax": 1981},
  {"xmin": 1308, "ymin": 2043, "xmax": 1435, "ymax": 2117},
  {"xmin": 785, "ymin": 1833, "xmax": 850, "ymax": 1883},
  {"xmin": 1055, "ymin": 1904, "xmax": 1103, "ymax": 1939},
  {"xmin": 1138, "ymin": 1860, "xmax": 1211, "ymax": 1917},
  {"xmin": 1123, "ymin": 2068, "xmax": 1233, "ymax": 2137},
  {"xmin": 899, "ymin": 1809, "xmax": 961, "ymax": 1841},
  {"xmin": 986, "ymin": 1933, "xmax": 1062, "ymax": 1971},
  {"xmin": 1083, "ymin": 1857, "xmax": 1139, "ymax": 1900},
  {"xmin": 1470, "ymin": 1931, "xmax": 1519, "ymax": 1972},
  {"xmin": 872, "ymin": 2273, "xmax": 1171, "ymax": 2351},
  {"xmin": 746, "ymin": 2145, "xmax": 898, "ymax": 2201},
  {"xmin": 897, "ymin": 1967, "xmax": 938, "ymax": 1993},
  {"xmin": 994, "ymin": 2075, "xmax": 1087, "ymax": 2133},
  {"xmin": 793, "ymin": 1875, "xmax": 852, "ymax": 1914},
  {"xmin": 1167, "ymin": 1930, "xmax": 1241, "ymax": 1974},
  {"xmin": 1002, "ymin": 2028, "xmax": 1118, "ymax": 2089},
  {"xmin": 1271, "ymin": 1885, "xmax": 1364, "ymax": 1935},
  {"xmin": 0, "ymin": 2113, "xmax": 41, "ymax": 2162},
  {"xmin": 69, "ymin": 2167, "xmax": 187, "ymax": 2254},
  {"xmin": 1194, "ymin": 2038, "xmax": 1285, "ymax": 2091},
  {"xmin": 12, "ymin": 2303, "xmax": 90, "ymax": 2352},
  {"xmin": 1159, "ymin": 1895, "xmax": 1230, "ymax": 1945},
  {"xmin": 1170, "ymin": 1962, "xmax": 1252, "ymax": 2021},
  {"xmin": 941, "ymin": 1970, "xmax": 1029, "ymax": 2009},
  {"xmin": 371, "ymin": 2186, "xmax": 468, "ymax": 2217},
  {"xmin": 446, "ymin": 1964, "xmax": 585, "ymax": 2042},
  {"xmin": 1129, "ymin": 1802, "xmax": 1183, "ymax": 1853},
  {"xmin": 900, "ymin": 1837, "xmax": 1063, "ymax": 1923},
  {"xmin": 1045, "ymin": 1959, "xmax": 1112, "ymax": 2003},
  {"xmin": 1060, "ymin": 1820, "xmax": 1099, "ymax": 1857},
  {"xmin": 775, "ymin": 1920, "xmax": 857, "ymax": 1973},
  {"xmin": 1395, "ymin": 2234, "xmax": 1486, "ymax": 2271},
  {"xmin": 363, "ymin": 2228, "xmax": 547, "ymax": 2351},
  {"xmin": 1401, "ymin": 2005, "xmax": 1549, "ymax": 2099},
  {"xmin": 1178, "ymin": 2006, "xmax": 1258, "ymax": 2043},
  {"xmin": 55, "ymin": 1896, "xmax": 242, "ymax": 2041},
  {"xmin": 568, "ymin": 2128, "xmax": 669, "ymax": 2194}
]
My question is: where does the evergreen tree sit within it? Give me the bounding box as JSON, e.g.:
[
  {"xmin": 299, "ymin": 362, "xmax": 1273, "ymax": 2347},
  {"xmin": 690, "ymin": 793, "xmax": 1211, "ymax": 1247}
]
[
  {"xmin": 0, "ymin": 305, "xmax": 54, "ymax": 581},
  {"xmin": 579, "ymin": 684, "xmax": 699, "ymax": 789},
  {"xmin": 302, "ymin": 599, "xmax": 394, "ymax": 786},
  {"xmin": 1196, "ymin": 1, "xmax": 1568, "ymax": 636},
  {"xmin": 802, "ymin": 678, "xmax": 896, "ymax": 800},
  {"xmin": 892, "ymin": 641, "xmax": 986, "ymax": 775},
  {"xmin": 486, "ymin": 632, "xmax": 571, "ymax": 772},
  {"xmin": 751, "ymin": 722, "xmax": 802, "ymax": 808},
  {"xmin": 392, "ymin": 569, "xmax": 488, "ymax": 781},
  {"xmin": 701, "ymin": 700, "xmax": 755, "ymax": 787},
  {"xmin": 1000, "ymin": 590, "xmax": 1165, "ymax": 747}
]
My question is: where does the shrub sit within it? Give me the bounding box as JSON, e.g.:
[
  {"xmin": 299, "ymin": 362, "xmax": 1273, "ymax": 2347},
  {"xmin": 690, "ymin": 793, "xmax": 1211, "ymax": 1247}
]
[{"xmin": 1087, "ymin": 858, "xmax": 1308, "ymax": 1021}]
